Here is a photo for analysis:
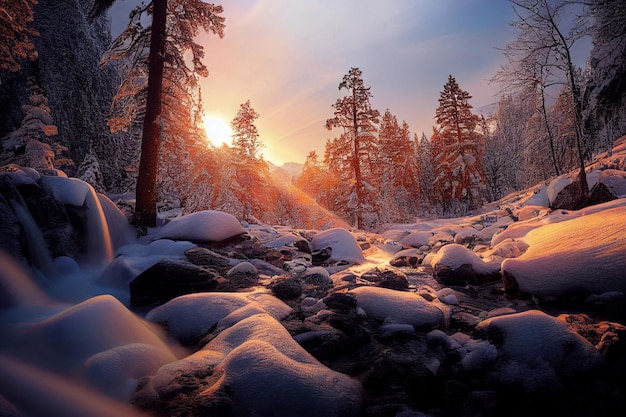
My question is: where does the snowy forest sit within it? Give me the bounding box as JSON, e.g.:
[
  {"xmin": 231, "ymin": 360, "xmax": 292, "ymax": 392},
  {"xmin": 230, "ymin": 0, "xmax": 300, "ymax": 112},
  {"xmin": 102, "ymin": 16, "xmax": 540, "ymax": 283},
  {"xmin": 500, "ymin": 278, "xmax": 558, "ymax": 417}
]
[
  {"xmin": 1, "ymin": 0, "xmax": 624, "ymax": 229},
  {"xmin": 1, "ymin": 1, "xmax": 626, "ymax": 417}
]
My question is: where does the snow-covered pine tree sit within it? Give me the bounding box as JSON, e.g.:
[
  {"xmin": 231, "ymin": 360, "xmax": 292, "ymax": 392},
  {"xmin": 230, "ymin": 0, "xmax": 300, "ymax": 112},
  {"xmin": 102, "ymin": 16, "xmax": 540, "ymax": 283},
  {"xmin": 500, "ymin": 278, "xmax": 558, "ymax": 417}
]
[
  {"xmin": 92, "ymin": 0, "xmax": 225, "ymax": 228},
  {"xmin": 376, "ymin": 110, "xmax": 420, "ymax": 222},
  {"xmin": 229, "ymin": 100, "xmax": 276, "ymax": 223},
  {"xmin": 325, "ymin": 67, "xmax": 380, "ymax": 229},
  {"xmin": 432, "ymin": 75, "xmax": 485, "ymax": 215},
  {"xmin": 415, "ymin": 132, "xmax": 435, "ymax": 212}
]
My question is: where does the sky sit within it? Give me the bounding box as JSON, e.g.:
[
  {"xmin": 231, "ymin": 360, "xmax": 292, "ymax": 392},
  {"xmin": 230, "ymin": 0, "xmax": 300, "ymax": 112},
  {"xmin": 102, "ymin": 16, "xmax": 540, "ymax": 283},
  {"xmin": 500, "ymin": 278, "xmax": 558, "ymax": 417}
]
[{"xmin": 110, "ymin": 1, "xmax": 521, "ymax": 165}]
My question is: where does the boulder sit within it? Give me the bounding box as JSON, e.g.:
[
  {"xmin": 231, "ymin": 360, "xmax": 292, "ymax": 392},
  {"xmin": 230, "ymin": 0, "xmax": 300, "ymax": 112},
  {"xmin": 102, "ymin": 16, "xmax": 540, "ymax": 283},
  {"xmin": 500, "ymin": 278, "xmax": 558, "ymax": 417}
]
[
  {"xmin": 130, "ymin": 259, "xmax": 222, "ymax": 308},
  {"xmin": 360, "ymin": 265, "xmax": 409, "ymax": 290}
]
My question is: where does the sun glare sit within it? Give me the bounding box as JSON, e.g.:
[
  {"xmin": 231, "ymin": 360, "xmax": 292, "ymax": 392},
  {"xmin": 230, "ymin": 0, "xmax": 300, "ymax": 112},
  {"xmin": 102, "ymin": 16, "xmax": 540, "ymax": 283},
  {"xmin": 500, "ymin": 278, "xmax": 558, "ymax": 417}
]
[{"xmin": 202, "ymin": 114, "xmax": 233, "ymax": 147}]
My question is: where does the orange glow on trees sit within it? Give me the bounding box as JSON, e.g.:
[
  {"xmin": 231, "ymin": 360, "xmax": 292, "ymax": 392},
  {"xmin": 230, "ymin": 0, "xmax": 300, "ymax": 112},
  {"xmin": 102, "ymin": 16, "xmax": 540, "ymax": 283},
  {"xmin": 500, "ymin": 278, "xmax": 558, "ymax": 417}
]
[{"xmin": 202, "ymin": 114, "xmax": 233, "ymax": 147}]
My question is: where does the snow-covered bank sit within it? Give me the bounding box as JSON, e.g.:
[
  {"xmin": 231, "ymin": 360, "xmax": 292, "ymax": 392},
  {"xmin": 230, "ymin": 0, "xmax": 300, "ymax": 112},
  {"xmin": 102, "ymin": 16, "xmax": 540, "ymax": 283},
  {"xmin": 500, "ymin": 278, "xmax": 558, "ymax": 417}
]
[{"xmin": 2, "ymin": 145, "xmax": 626, "ymax": 417}]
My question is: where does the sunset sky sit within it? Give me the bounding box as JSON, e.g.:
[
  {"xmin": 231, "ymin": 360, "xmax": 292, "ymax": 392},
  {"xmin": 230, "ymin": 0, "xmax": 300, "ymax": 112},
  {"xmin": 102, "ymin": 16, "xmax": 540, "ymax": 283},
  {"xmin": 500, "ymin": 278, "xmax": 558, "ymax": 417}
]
[{"xmin": 110, "ymin": 1, "xmax": 521, "ymax": 165}]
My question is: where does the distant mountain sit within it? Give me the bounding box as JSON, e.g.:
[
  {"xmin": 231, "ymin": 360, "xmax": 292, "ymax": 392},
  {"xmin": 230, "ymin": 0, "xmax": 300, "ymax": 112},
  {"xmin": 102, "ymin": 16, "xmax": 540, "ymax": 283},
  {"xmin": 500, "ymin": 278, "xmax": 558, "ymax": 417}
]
[{"xmin": 269, "ymin": 161, "xmax": 304, "ymax": 181}]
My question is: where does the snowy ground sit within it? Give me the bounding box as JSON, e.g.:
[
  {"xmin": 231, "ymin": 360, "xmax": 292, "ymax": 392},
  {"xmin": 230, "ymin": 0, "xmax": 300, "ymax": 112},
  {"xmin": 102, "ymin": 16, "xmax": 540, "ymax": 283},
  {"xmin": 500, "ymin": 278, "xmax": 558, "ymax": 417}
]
[{"xmin": 1, "ymin": 138, "xmax": 626, "ymax": 416}]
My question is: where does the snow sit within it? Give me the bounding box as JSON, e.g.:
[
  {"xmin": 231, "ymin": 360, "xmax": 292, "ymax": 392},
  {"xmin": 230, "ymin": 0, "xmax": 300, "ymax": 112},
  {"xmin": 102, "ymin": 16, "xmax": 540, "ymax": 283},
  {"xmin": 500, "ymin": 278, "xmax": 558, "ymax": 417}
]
[
  {"xmin": 501, "ymin": 204, "xmax": 626, "ymax": 296},
  {"xmin": 3, "ymin": 160, "xmax": 626, "ymax": 415},
  {"xmin": 98, "ymin": 239, "xmax": 196, "ymax": 290},
  {"xmin": 523, "ymin": 185, "xmax": 549, "ymax": 207},
  {"xmin": 145, "ymin": 291, "xmax": 292, "ymax": 343},
  {"xmin": 227, "ymin": 261, "xmax": 258, "ymax": 276},
  {"xmin": 147, "ymin": 314, "xmax": 362, "ymax": 417},
  {"xmin": 41, "ymin": 176, "xmax": 90, "ymax": 207},
  {"xmin": 400, "ymin": 231, "xmax": 433, "ymax": 248},
  {"xmin": 310, "ymin": 228, "xmax": 365, "ymax": 264},
  {"xmin": 84, "ymin": 342, "xmax": 176, "ymax": 400},
  {"xmin": 149, "ymin": 210, "xmax": 245, "ymax": 243},
  {"xmin": 0, "ymin": 165, "xmax": 40, "ymax": 185},
  {"xmin": 475, "ymin": 310, "xmax": 602, "ymax": 374},
  {"xmin": 42, "ymin": 176, "xmax": 115, "ymax": 264},
  {"xmin": 459, "ymin": 339, "xmax": 498, "ymax": 371},
  {"xmin": 546, "ymin": 176, "xmax": 572, "ymax": 205},
  {"xmin": 10, "ymin": 295, "xmax": 174, "ymax": 373},
  {"xmin": 429, "ymin": 243, "xmax": 500, "ymax": 275},
  {"xmin": 350, "ymin": 286, "xmax": 443, "ymax": 328}
]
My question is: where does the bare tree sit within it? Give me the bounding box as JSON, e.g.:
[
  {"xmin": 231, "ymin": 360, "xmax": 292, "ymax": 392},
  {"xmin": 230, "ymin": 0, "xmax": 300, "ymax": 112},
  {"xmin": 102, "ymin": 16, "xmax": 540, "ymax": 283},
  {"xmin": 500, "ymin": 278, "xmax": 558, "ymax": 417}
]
[{"xmin": 493, "ymin": 0, "xmax": 591, "ymax": 204}]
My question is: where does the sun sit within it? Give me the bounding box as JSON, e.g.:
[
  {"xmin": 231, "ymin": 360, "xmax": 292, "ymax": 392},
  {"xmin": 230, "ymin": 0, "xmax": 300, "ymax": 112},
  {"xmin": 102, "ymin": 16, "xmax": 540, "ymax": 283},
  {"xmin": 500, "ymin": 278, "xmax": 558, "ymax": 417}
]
[{"xmin": 202, "ymin": 114, "xmax": 233, "ymax": 147}]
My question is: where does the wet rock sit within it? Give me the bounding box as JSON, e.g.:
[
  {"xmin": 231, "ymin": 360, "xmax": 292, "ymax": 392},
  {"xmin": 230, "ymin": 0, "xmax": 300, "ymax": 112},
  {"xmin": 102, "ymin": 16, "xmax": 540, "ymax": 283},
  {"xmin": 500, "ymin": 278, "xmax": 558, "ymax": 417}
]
[
  {"xmin": 323, "ymin": 292, "xmax": 357, "ymax": 312},
  {"xmin": 434, "ymin": 263, "xmax": 477, "ymax": 286},
  {"xmin": 361, "ymin": 265, "xmax": 409, "ymax": 290},
  {"xmin": 184, "ymin": 246, "xmax": 231, "ymax": 273},
  {"xmin": 268, "ymin": 275, "xmax": 304, "ymax": 300},
  {"xmin": 130, "ymin": 259, "xmax": 222, "ymax": 308},
  {"xmin": 301, "ymin": 266, "xmax": 334, "ymax": 297}
]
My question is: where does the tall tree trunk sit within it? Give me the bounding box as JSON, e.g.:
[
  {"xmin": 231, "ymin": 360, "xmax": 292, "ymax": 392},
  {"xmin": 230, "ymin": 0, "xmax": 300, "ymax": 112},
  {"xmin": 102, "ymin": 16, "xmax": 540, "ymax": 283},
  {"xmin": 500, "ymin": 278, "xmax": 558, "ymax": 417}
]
[
  {"xmin": 539, "ymin": 86, "xmax": 561, "ymax": 177},
  {"xmin": 548, "ymin": 2, "xmax": 589, "ymax": 204},
  {"xmin": 134, "ymin": 0, "xmax": 167, "ymax": 229},
  {"xmin": 352, "ymin": 89, "xmax": 363, "ymax": 230}
]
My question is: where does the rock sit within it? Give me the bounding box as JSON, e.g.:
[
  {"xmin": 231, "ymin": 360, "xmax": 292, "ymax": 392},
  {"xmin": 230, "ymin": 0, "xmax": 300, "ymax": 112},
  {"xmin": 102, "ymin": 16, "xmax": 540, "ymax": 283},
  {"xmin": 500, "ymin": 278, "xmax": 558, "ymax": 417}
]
[
  {"xmin": 474, "ymin": 310, "xmax": 604, "ymax": 378},
  {"xmin": 301, "ymin": 266, "xmax": 334, "ymax": 297},
  {"xmin": 350, "ymin": 286, "xmax": 443, "ymax": 329},
  {"xmin": 184, "ymin": 246, "xmax": 231, "ymax": 273},
  {"xmin": 129, "ymin": 259, "xmax": 222, "ymax": 308},
  {"xmin": 144, "ymin": 293, "xmax": 292, "ymax": 346},
  {"xmin": 389, "ymin": 248, "xmax": 424, "ymax": 267},
  {"xmin": 310, "ymin": 228, "xmax": 365, "ymax": 264},
  {"xmin": 360, "ymin": 265, "xmax": 409, "ymax": 290},
  {"xmin": 322, "ymin": 292, "xmax": 357, "ymax": 312},
  {"xmin": 431, "ymin": 244, "xmax": 501, "ymax": 286},
  {"xmin": 134, "ymin": 314, "xmax": 362, "ymax": 417},
  {"xmin": 551, "ymin": 178, "xmax": 586, "ymax": 210},
  {"xmin": 268, "ymin": 276, "xmax": 304, "ymax": 300},
  {"xmin": 434, "ymin": 263, "xmax": 478, "ymax": 286}
]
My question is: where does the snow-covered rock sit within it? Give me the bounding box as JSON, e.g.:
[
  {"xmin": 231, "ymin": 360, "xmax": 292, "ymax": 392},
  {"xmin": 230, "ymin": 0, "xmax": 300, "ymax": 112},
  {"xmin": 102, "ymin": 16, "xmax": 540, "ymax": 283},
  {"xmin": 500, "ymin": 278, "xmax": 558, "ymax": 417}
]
[
  {"xmin": 135, "ymin": 314, "xmax": 362, "ymax": 417},
  {"xmin": 400, "ymin": 231, "xmax": 433, "ymax": 248},
  {"xmin": 149, "ymin": 210, "xmax": 245, "ymax": 243},
  {"xmin": 310, "ymin": 228, "xmax": 365, "ymax": 264},
  {"xmin": 501, "ymin": 204, "xmax": 626, "ymax": 296},
  {"xmin": 430, "ymin": 243, "xmax": 501, "ymax": 285},
  {"xmin": 350, "ymin": 286, "xmax": 443, "ymax": 329},
  {"xmin": 145, "ymin": 291, "xmax": 292, "ymax": 344},
  {"xmin": 475, "ymin": 310, "xmax": 603, "ymax": 376}
]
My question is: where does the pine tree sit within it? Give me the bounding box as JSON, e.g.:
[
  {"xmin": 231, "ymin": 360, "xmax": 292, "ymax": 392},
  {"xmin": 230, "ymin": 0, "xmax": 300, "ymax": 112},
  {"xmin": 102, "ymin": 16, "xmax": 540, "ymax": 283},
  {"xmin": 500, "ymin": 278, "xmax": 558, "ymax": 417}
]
[
  {"xmin": 325, "ymin": 67, "xmax": 380, "ymax": 229},
  {"xmin": 415, "ymin": 132, "xmax": 435, "ymax": 212},
  {"xmin": 231, "ymin": 100, "xmax": 263, "ymax": 159},
  {"xmin": 229, "ymin": 100, "xmax": 272, "ymax": 222},
  {"xmin": 433, "ymin": 75, "xmax": 484, "ymax": 214},
  {"xmin": 91, "ymin": 0, "xmax": 225, "ymax": 229}
]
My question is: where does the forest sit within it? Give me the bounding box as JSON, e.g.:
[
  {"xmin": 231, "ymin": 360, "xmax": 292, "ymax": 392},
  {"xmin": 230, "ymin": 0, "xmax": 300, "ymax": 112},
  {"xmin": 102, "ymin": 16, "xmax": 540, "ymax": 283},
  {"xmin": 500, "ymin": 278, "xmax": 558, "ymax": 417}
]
[
  {"xmin": 1, "ymin": 0, "xmax": 625, "ymax": 231},
  {"xmin": 2, "ymin": 2, "xmax": 626, "ymax": 417}
]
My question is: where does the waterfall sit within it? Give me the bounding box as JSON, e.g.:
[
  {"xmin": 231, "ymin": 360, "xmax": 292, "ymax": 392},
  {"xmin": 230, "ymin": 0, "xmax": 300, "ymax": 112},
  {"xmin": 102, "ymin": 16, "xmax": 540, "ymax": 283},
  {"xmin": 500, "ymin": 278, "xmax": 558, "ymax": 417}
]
[
  {"xmin": 41, "ymin": 177, "xmax": 114, "ymax": 266},
  {"xmin": 0, "ymin": 251, "xmax": 52, "ymax": 308}
]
